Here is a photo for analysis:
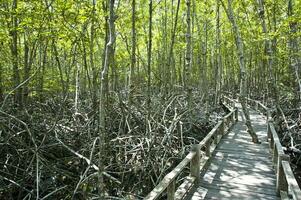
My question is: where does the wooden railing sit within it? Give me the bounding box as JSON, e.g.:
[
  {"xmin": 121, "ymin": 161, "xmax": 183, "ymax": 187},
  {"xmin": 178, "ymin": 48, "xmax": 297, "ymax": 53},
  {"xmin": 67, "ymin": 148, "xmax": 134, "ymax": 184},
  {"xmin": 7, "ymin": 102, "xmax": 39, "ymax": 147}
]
[
  {"xmin": 246, "ymin": 98, "xmax": 301, "ymax": 200},
  {"xmin": 144, "ymin": 100, "xmax": 238, "ymax": 200}
]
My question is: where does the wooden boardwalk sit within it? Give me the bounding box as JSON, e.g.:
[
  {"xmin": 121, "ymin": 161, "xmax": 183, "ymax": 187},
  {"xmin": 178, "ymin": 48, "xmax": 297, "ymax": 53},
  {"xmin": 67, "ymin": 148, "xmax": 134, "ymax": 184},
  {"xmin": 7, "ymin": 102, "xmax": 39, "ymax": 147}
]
[{"xmin": 188, "ymin": 103, "xmax": 279, "ymax": 199}]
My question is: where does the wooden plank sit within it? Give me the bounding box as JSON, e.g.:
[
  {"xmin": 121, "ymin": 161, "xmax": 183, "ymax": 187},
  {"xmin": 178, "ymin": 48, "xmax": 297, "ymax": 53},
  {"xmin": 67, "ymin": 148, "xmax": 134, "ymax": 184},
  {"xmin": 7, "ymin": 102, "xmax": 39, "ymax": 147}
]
[
  {"xmin": 216, "ymin": 146, "xmax": 269, "ymax": 155},
  {"xmin": 174, "ymin": 176, "xmax": 196, "ymax": 200},
  {"xmin": 199, "ymin": 180, "xmax": 278, "ymax": 196},
  {"xmin": 167, "ymin": 180, "xmax": 175, "ymax": 200},
  {"xmin": 200, "ymin": 179, "xmax": 277, "ymax": 194},
  {"xmin": 282, "ymin": 161, "xmax": 301, "ymax": 200},
  {"xmin": 144, "ymin": 152, "xmax": 196, "ymax": 200},
  {"xmin": 280, "ymin": 190, "xmax": 289, "ymax": 200},
  {"xmin": 186, "ymin": 185, "xmax": 207, "ymax": 200},
  {"xmin": 219, "ymin": 139, "xmax": 270, "ymax": 150},
  {"xmin": 269, "ymin": 123, "xmax": 285, "ymax": 155},
  {"xmin": 206, "ymin": 160, "xmax": 276, "ymax": 177},
  {"xmin": 203, "ymin": 188, "xmax": 279, "ymax": 200},
  {"xmin": 214, "ymin": 150, "xmax": 271, "ymax": 160},
  {"xmin": 199, "ymin": 121, "xmax": 222, "ymax": 148}
]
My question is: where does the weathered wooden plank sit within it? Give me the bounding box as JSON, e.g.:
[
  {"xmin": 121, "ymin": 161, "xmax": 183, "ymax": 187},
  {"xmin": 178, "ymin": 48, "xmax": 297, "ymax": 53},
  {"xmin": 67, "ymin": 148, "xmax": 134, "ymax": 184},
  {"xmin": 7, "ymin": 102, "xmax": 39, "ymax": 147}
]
[
  {"xmin": 186, "ymin": 185, "xmax": 207, "ymax": 200},
  {"xmin": 199, "ymin": 180, "xmax": 278, "ymax": 196},
  {"xmin": 203, "ymin": 188, "xmax": 280, "ymax": 200},
  {"xmin": 213, "ymin": 150, "xmax": 271, "ymax": 160},
  {"xmin": 280, "ymin": 190, "xmax": 289, "ymax": 200},
  {"xmin": 199, "ymin": 121, "xmax": 222, "ymax": 148},
  {"xmin": 282, "ymin": 161, "xmax": 301, "ymax": 200},
  {"xmin": 206, "ymin": 160, "xmax": 276, "ymax": 177},
  {"xmin": 144, "ymin": 152, "xmax": 196, "ymax": 200},
  {"xmin": 269, "ymin": 123, "xmax": 285, "ymax": 155},
  {"xmin": 200, "ymin": 179, "xmax": 278, "ymax": 194},
  {"xmin": 216, "ymin": 146, "xmax": 269, "ymax": 155},
  {"xmin": 174, "ymin": 176, "xmax": 196, "ymax": 200}
]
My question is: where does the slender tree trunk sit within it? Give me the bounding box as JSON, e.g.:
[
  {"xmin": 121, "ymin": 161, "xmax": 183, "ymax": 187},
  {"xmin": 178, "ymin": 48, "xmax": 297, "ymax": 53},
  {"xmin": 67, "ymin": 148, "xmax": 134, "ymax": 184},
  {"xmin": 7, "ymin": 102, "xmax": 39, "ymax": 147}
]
[
  {"xmin": 184, "ymin": 0, "xmax": 192, "ymax": 90},
  {"xmin": 168, "ymin": 0, "xmax": 180, "ymax": 88},
  {"xmin": 185, "ymin": 0, "xmax": 193, "ymax": 111},
  {"xmin": 221, "ymin": 0, "xmax": 259, "ymax": 143},
  {"xmin": 53, "ymin": 42, "xmax": 66, "ymax": 97},
  {"xmin": 257, "ymin": 0, "xmax": 279, "ymax": 108},
  {"xmin": 37, "ymin": 42, "xmax": 47, "ymax": 100},
  {"xmin": 91, "ymin": 0, "xmax": 98, "ymax": 110},
  {"xmin": 11, "ymin": 0, "xmax": 21, "ymax": 104},
  {"xmin": 75, "ymin": 63, "xmax": 80, "ymax": 114},
  {"xmin": 23, "ymin": 37, "xmax": 36, "ymax": 105},
  {"xmin": 288, "ymin": 0, "xmax": 301, "ymax": 101},
  {"xmin": 98, "ymin": 0, "xmax": 116, "ymax": 197},
  {"xmin": 215, "ymin": 0, "xmax": 222, "ymax": 104},
  {"xmin": 0, "ymin": 60, "xmax": 3, "ymax": 102},
  {"xmin": 129, "ymin": 0, "xmax": 136, "ymax": 102},
  {"xmin": 147, "ymin": 0, "xmax": 152, "ymax": 132},
  {"xmin": 202, "ymin": 18, "xmax": 208, "ymax": 94}
]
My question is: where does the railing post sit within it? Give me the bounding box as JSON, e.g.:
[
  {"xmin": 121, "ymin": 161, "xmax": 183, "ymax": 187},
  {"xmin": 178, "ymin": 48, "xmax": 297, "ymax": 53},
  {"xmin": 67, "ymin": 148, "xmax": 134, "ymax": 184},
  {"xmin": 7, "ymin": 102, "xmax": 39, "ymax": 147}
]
[
  {"xmin": 270, "ymin": 131, "xmax": 274, "ymax": 152},
  {"xmin": 191, "ymin": 144, "xmax": 200, "ymax": 183},
  {"xmin": 267, "ymin": 121, "xmax": 272, "ymax": 142},
  {"xmin": 272, "ymin": 143, "xmax": 278, "ymax": 169},
  {"xmin": 205, "ymin": 140, "xmax": 211, "ymax": 157},
  {"xmin": 235, "ymin": 108, "xmax": 238, "ymax": 122},
  {"xmin": 231, "ymin": 112, "xmax": 235, "ymax": 125},
  {"xmin": 167, "ymin": 180, "xmax": 175, "ymax": 200},
  {"xmin": 276, "ymin": 154, "xmax": 290, "ymax": 196},
  {"xmin": 214, "ymin": 131, "xmax": 219, "ymax": 144},
  {"xmin": 267, "ymin": 110, "xmax": 271, "ymax": 122},
  {"xmin": 221, "ymin": 118, "xmax": 225, "ymax": 135}
]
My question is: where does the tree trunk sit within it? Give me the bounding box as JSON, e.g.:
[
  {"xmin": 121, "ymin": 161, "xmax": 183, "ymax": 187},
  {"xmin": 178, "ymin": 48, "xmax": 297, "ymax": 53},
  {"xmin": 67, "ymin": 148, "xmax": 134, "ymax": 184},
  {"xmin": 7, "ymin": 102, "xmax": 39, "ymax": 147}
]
[
  {"xmin": 147, "ymin": 0, "xmax": 152, "ymax": 131},
  {"xmin": 215, "ymin": 0, "xmax": 222, "ymax": 104},
  {"xmin": 91, "ymin": 0, "xmax": 98, "ymax": 110},
  {"xmin": 168, "ymin": 0, "xmax": 180, "ymax": 88},
  {"xmin": 288, "ymin": 0, "xmax": 301, "ymax": 101},
  {"xmin": 0, "ymin": 61, "xmax": 3, "ymax": 102},
  {"xmin": 11, "ymin": 0, "xmax": 21, "ymax": 104},
  {"xmin": 129, "ymin": 0, "xmax": 136, "ymax": 102},
  {"xmin": 75, "ymin": 63, "xmax": 80, "ymax": 114},
  {"xmin": 202, "ymin": 17, "xmax": 208, "ymax": 94},
  {"xmin": 221, "ymin": 0, "xmax": 259, "ymax": 143},
  {"xmin": 98, "ymin": 0, "xmax": 116, "ymax": 197},
  {"xmin": 257, "ymin": 0, "xmax": 279, "ymax": 109},
  {"xmin": 184, "ymin": 0, "xmax": 192, "ymax": 90},
  {"xmin": 185, "ymin": 0, "xmax": 193, "ymax": 111}
]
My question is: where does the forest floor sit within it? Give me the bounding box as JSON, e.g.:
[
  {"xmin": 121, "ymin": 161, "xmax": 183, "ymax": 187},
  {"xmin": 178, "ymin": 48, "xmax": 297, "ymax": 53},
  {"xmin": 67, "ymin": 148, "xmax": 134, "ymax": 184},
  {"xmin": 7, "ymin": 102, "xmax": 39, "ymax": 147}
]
[{"xmin": 0, "ymin": 91, "xmax": 226, "ymax": 199}]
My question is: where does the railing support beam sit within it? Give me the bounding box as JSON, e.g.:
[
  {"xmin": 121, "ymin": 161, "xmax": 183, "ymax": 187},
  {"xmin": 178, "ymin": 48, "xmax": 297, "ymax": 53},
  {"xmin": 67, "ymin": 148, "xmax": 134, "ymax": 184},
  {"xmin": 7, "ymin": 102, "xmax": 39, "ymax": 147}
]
[
  {"xmin": 191, "ymin": 145, "xmax": 200, "ymax": 183},
  {"xmin": 276, "ymin": 154, "xmax": 290, "ymax": 196},
  {"xmin": 167, "ymin": 180, "xmax": 175, "ymax": 200}
]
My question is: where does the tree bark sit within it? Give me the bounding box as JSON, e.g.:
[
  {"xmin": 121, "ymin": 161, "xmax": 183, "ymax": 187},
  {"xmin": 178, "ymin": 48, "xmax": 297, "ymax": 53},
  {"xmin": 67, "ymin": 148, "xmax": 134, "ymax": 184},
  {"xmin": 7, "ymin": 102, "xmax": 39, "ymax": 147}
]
[
  {"xmin": 288, "ymin": 0, "xmax": 301, "ymax": 101},
  {"xmin": 98, "ymin": 0, "xmax": 116, "ymax": 197},
  {"xmin": 168, "ymin": 0, "xmax": 180, "ymax": 88},
  {"xmin": 184, "ymin": 0, "xmax": 192, "ymax": 90},
  {"xmin": 257, "ymin": 0, "xmax": 279, "ymax": 109},
  {"xmin": 91, "ymin": 0, "xmax": 98, "ymax": 110},
  {"xmin": 215, "ymin": 0, "xmax": 222, "ymax": 104},
  {"xmin": 221, "ymin": 0, "xmax": 259, "ymax": 143},
  {"xmin": 129, "ymin": 0, "xmax": 136, "ymax": 102},
  {"xmin": 147, "ymin": 0, "xmax": 152, "ymax": 129},
  {"xmin": 11, "ymin": 0, "xmax": 21, "ymax": 104}
]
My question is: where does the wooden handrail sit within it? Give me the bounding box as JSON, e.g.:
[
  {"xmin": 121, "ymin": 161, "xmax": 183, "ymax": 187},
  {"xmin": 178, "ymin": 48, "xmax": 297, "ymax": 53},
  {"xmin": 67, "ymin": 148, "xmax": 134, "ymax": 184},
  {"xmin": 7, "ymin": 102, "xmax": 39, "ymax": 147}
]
[
  {"xmin": 144, "ymin": 101, "xmax": 238, "ymax": 200},
  {"xmin": 246, "ymin": 97, "xmax": 301, "ymax": 199}
]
